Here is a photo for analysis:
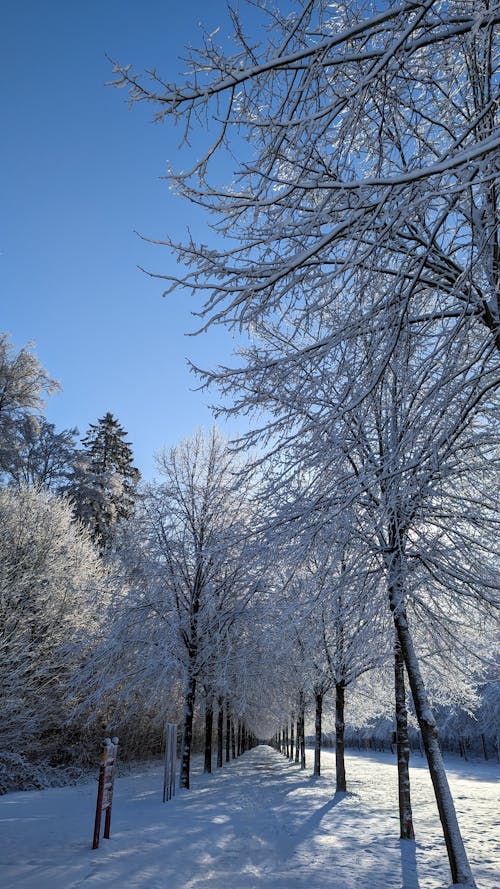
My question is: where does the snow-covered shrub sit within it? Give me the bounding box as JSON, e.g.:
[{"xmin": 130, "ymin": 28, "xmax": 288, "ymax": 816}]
[
  {"xmin": 0, "ymin": 486, "xmax": 107, "ymax": 785},
  {"xmin": 0, "ymin": 750, "xmax": 87, "ymax": 794}
]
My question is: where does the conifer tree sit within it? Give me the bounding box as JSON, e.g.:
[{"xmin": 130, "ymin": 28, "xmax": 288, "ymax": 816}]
[{"xmin": 69, "ymin": 412, "xmax": 140, "ymax": 549}]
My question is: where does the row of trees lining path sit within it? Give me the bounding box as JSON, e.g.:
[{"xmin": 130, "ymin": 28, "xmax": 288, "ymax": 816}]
[
  {"xmin": 2, "ymin": 5, "xmax": 498, "ymax": 886},
  {"xmin": 0, "ymin": 333, "xmax": 497, "ymax": 883},
  {"xmin": 110, "ymin": 2, "xmax": 499, "ymax": 886}
]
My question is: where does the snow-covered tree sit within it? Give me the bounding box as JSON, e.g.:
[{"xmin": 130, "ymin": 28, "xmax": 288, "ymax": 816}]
[
  {"xmin": 68, "ymin": 412, "xmax": 140, "ymax": 549},
  {"xmin": 318, "ymin": 333, "xmax": 497, "ymax": 878},
  {"xmin": 271, "ymin": 531, "xmax": 388, "ymax": 784},
  {"xmin": 0, "ymin": 334, "xmax": 60, "ymax": 478},
  {"xmin": 110, "ymin": 8, "xmax": 499, "ymax": 878},
  {"xmin": 0, "ymin": 334, "xmax": 58, "ymax": 427},
  {"xmin": 67, "ymin": 503, "xmax": 186, "ymax": 760},
  {"xmin": 0, "ymin": 416, "xmax": 77, "ymax": 490},
  {"xmin": 140, "ymin": 427, "xmax": 259, "ymax": 788},
  {"xmin": 207, "ymin": 313, "xmax": 497, "ymax": 876},
  {"xmin": 0, "ymin": 335, "xmax": 79, "ymax": 493},
  {"xmin": 0, "ymin": 486, "xmax": 106, "ymax": 776},
  {"xmin": 113, "ymin": 0, "xmax": 499, "ymax": 373}
]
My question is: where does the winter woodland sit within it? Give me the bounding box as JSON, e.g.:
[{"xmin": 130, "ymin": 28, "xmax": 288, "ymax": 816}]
[{"xmin": 1, "ymin": 2, "xmax": 499, "ymax": 887}]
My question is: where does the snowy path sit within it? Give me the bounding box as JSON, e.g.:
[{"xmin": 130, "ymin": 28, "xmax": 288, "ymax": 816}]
[{"xmin": 0, "ymin": 745, "xmax": 498, "ymax": 889}]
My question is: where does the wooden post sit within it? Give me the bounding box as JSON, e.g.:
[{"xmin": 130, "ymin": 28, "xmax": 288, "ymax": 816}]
[{"xmin": 92, "ymin": 737, "xmax": 119, "ymax": 849}]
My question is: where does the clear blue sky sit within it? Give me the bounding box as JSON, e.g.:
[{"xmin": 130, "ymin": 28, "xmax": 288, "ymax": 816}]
[{"xmin": 1, "ymin": 0, "xmax": 248, "ymax": 479}]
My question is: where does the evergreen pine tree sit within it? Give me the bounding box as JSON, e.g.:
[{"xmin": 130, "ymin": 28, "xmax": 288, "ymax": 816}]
[{"xmin": 69, "ymin": 413, "xmax": 140, "ymax": 549}]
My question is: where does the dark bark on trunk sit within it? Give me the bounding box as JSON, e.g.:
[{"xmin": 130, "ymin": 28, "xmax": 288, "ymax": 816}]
[
  {"xmin": 285, "ymin": 725, "xmax": 289, "ymax": 758},
  {"xmin": 237, "ymin": 721, "xmax": 242, "ymax": 756},
  {"xmin": 295, "ymin": 714, "xmax": 300, "ymax": 763},
  {"xmin": 335, "ymin": 681, "xmax": 347, "ymax": 793},
  {"xmin": 290, "ymin": 715, "xmax": 295, "ymax": 761},
  {"xmin": 314, "ymin": 690, "xmax": 323, "ymax": 777},
  {"xmin": 481, "ymin": 734, "xmax": 488, "ymax": 761},
  {"xmin": 226, "ymin": 711, "xmax": 231, "ymax": 763},
  {"xmin": 231, "ymin": 720, "xmax": 236, "ymax": 758},
  {"xmin": 300, "ymin": 695, "xmax": 306, "ymax": 769},
  {"xmin": 180, "ymin": 672, "xmax": 197, "ymax": 789},
  {"xmin": 204, "ymin": 698, "xmax": 213, "ymax": 774},
  {"xmin": 394, "ymin": 637, "xmax": 415, "ymax": 839},
  {"xmin": 389, "ymin": 564, "xmax": 475, "ymax": 886},
  {"xmin": 217, "ymin": 698, "xmax": 223, "ymax": 768}
]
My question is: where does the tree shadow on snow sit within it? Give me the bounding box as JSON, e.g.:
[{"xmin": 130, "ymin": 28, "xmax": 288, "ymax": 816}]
[
  {"xmin": 300, "ymin": 790, "xmax": 349, "ymax": 831},
  {"xmin": 283, "ymin": 790, "xmax": 349, "ymax": 852}
]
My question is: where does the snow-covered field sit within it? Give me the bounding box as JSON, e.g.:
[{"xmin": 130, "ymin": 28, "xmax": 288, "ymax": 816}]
[{"xmin": 0, "ymin": 746, "xmax": 497, "ymax": 889}]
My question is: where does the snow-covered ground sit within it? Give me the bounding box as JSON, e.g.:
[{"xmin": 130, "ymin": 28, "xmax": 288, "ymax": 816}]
[{"xmin": 0, "ymin": 746, "xmax": 498, "ymax": 889}]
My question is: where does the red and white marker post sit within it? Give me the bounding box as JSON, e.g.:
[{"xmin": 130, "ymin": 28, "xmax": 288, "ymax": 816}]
[{"xmin": 92, "ymin": 737, "xmax": 119, "ymax": 849}]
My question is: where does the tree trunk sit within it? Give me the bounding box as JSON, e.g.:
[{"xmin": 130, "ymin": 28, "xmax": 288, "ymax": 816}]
[
  {"xmin": 226, "ymin": 710, "xmax": 231, "ymax": 763},
  {"xmin": 295, "ymin": 713, "xmax": 300, "ymax": 763},
  {"xmin": 300, "ymin": 694, "xmax": 306, "ymax": 769},
  {"xmin": 389, "ymin": 562, "xmax": 475, "ymax": 886},
  {"xmin": 217, "ymin": 698, "xmax": 224, "ymax": 768},
  {"xmin": 231, "ymin": 720, "xmax": 236, "ymax": 758},
  {"xmin": 335, "ymin": 681, "xmax": 347, "ymax": 792},
  {"xmin": 394, "ymin": 636, "xmax": 415, "ymax": 839},
  {"xmin": 481, "ymin": 734, "xmax": 488, "ymax": 761},
  {"xmin": 290, "ymin": 714, "xmax": 295, "ymax": 761},
  {"xmin": 285, "ymin": 724, "xmax": 289, "ymax": 758},
  {"xmin": 180, "ymin": 671, "xmax": 196, "ymax": 789},
  {"xmin": 204, "ymin": 697, "xmax": 213, "ymax": 774},
  {"xmin": 314, "ymin": 689, "xmax": 323, "ymax": 777}
]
